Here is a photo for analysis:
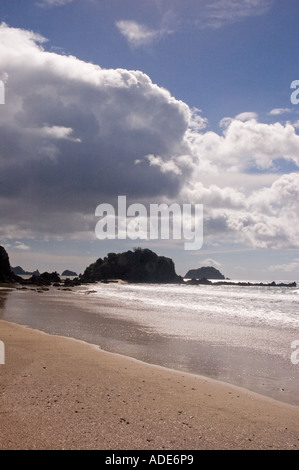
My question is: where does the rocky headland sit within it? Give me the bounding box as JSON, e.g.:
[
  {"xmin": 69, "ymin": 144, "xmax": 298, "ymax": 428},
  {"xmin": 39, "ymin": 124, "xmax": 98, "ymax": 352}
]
[
  {"xmin": 0, "ymin": 246, "xmax": 22, "ymax": 283},
  {"xmin": 81, "ymin": 248, "xmax": 182, "ymax": 284}
]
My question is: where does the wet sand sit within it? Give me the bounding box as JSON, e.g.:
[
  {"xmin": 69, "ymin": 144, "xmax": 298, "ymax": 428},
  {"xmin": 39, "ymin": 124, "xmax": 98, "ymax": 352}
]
[
  {"xmin": 1, "ymin": 287, "xmax": 298, "ymax": 407},
  {"xmin": 1, "ymin": 319, "xmax": 299, "ymax": 450}
]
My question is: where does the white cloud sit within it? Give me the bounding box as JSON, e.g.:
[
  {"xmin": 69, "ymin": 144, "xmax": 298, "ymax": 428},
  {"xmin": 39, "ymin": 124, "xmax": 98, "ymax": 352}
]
[
  {"xmin": 269, "ymin": 108, "xmax": 291, "ymax": 115},
  {"xmin": 203, "ymin": 0, "xmax": 272, "ymax": 28},
  {"xmin": 185, "ymin": 173, "xmax": 299, "ymax": 250},
  {"xmin": 187, "ymin": 118, "xmax": 299, "ymax": 171},
  {"xmin": 200, "ymin": 258, "xmax": 223, "ymax": 269},
  {"xmin": 188, "ymin": 107, "xmax": 209, "ymax": 131},
  {"xmin": 33, "ymin": 125, "xmax": 81, "ymax": 142},
  {"xmin": 116, "ymin": 20, "xmax": 166, "ymax": 47},
  {"xmin": 117, "ymin": 0, "xmax": 273, "ymax": 47},
  {"xmin": 268, "ymin": 259, "xmax": 299, "ymax": 273},
  {"xmin": 146, "ymin": 154, "xmax": 183, "ymax": 175},
  {"xmin": 184, "ymin": 181, "xmax": 247, "ymax": 210},
  {"xmin": 4, "ymin": 241, "xmax": 31, "ymax": 251},
  {"xmin": 37, "ymin": 0, "xmax": 74, "ymax": 7},
  {"xmin": 219, "ymin": 117, "xmax": 234, "ymax": 128},
  {"xmin": 14, "ymin": 242, "xmax": 31, "ymax": 251},
  {"xmin": 235, "ymin": 112, "xmax": 258, "ymax": 121}
]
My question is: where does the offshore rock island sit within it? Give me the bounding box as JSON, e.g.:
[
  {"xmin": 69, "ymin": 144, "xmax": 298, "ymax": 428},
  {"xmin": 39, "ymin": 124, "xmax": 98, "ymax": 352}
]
[
  {"xmin": 185, "ymin": 266, "xmax": 225, "ymax": 280},
  {"xmin": 81, "ymin": 248, "xmax": 182, "ymax": 284}
]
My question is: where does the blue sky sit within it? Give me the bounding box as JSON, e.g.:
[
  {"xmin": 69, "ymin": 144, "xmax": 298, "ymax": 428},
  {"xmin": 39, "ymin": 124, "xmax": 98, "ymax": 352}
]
[{"xmin": 0, "ymin": 0, "xmax": 299, "ymax": 279}]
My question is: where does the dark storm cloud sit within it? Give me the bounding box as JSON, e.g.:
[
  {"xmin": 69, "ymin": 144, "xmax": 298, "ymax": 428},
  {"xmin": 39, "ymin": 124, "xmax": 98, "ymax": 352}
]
[{"xmin": 0, "ymin": 23, "xmax": 191, "ymax": 237}]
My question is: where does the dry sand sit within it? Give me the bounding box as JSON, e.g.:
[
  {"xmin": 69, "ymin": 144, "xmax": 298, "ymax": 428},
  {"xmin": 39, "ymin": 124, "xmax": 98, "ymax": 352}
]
[{"xmin": 0, "ymin": 319, "xmax": 299, "ymax": 450}]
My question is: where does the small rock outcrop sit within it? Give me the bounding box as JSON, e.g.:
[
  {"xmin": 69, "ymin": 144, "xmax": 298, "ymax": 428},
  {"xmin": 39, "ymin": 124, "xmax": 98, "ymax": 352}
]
[
  {"xmin": 61, "ymin": 270, "xmax": 78, "ymax": 277},
  {"xmin": 21, "ymin": 271, "xmax": 62, "ymax": 286},
  {"xmin": 185, "ymin": 266, "xmax": 225, "ymax": 280}
]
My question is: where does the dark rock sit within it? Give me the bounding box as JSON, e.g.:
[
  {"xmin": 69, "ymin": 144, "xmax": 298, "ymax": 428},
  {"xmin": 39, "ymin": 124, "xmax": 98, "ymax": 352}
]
[
  {"xmin": 81, "ymin": 248, "xmax": 182, "ymax": 284},
  {"xmin": 185, "ymin": 266, "xmax": 225, "ymax": 280},
  {"xmin": 22, "ymin": 271, "xmax": 61, "ymax": 286},
  {"xmin": 61, "ymin": 270, "xmax": 78, "ymax": 277},
  {"xmin": 27, "ymin": 275, "xmax": 51, "ymax": 286},
  {"xmin": 0, "ymin": 246, "xmax": 22, "ymax": 283},
  {"xmin": 213, "ymin": 280, "xmax": 296, "ymax": 287},
  {"xmin": 279, "ymin": 281, "xmax": 296, "ymax": 287},
  {"xmin": 40, "ymin": 271, "xmax": 61, "ymax": 283},
  {"xmin": 0, "ymin": 246, "xmax": 12, "ymax": 282},
  {"xmin": 184, "ymin": 276, "xmax": 296, "ymax": 288},
  {"xmin": 63, "ymin": 277, "xmax": 81, "ymax": 287},
  {"xmin": 198, "ymin": 277, "xmax": 212, "ymax": 285}
]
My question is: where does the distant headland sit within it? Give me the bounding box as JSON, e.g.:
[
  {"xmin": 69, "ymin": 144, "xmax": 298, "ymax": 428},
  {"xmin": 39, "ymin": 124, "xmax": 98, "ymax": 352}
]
[
  {"xmin": 185, "ymin": 266, "xmax": 225, "ymax": 280},
  {"xmin": 11, "ymin": 266, "xmax": 40, "ymax": 277}
]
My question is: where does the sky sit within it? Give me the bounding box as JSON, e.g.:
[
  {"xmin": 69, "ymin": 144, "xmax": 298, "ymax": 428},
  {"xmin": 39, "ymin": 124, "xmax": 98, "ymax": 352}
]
[{"xmin": 0, "ymin": 0, "xmax": 299, "ymax": 280}]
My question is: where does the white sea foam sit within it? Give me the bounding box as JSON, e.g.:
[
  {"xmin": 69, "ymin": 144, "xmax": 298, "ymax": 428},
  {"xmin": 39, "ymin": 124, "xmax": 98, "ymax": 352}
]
[{"xmin": 77, "ymin": 281, "xmax": 299, "ymax": 340}]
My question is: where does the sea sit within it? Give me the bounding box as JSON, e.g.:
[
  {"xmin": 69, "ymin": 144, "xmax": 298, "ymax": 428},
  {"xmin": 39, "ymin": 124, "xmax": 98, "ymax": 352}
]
[{"xmin": 1, "ymin": 279, "xmax": 298, "ymax": 405}]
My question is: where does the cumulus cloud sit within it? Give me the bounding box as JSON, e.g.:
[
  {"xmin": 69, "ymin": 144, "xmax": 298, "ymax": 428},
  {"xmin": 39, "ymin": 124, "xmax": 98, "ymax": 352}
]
[
  {"xmin": 188, "ymin": 108, "xmax": 209, "ymax": 131},
  {"xmin": 1, "ymin": 22, "xmax": 299, "ymax": 254},
  {"xmin": 184, "ymin": 172, "xmax": 299, "ymax": 250},
  {"xmin": 0, "ymin": 23, "xmax": 191, "ymax": 240},
  {"xmin": 188, "ymin": 118, "xmax": 299, "ymax": 171}
]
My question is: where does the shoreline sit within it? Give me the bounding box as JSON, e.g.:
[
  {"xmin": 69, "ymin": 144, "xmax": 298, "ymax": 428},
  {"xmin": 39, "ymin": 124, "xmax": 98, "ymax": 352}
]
[
  {"xmin": 1, "ymin": 285, "xmax": 298, "ymax": 407},
  {"xmin": 2, "ymin": 318, "xmax": 294, "ymax": 406},
  {"xmin": 1, "ymin": 319, "xmax": 299, "ymax": 450}
]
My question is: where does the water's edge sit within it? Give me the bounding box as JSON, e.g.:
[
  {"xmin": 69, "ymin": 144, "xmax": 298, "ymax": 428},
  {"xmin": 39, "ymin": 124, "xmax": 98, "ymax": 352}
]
[{"xmin": 0, "ymin": 286, "xmax": 298, "ymax": 406}]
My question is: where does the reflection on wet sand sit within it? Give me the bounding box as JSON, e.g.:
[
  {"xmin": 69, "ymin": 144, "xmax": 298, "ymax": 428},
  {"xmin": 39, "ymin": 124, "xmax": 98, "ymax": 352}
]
[
  {"xmin": 0, "ymin": 288, "xmax": 10, "ymax": 314},
  {"xmin": 1, "ymin": 286, "xmax": 299, "ymax": 406}
]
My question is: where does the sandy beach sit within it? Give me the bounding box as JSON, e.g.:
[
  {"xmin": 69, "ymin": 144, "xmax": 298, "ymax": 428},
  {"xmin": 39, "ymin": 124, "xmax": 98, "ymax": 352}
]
[{"xmin": 0, "ymin": 319, "xmax": 299, "ymax": 450}]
